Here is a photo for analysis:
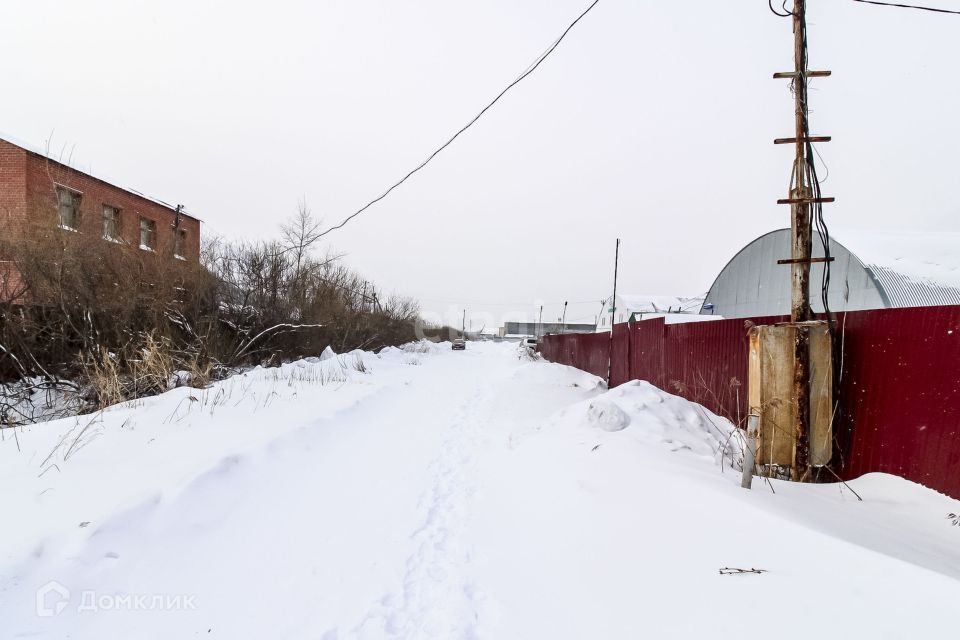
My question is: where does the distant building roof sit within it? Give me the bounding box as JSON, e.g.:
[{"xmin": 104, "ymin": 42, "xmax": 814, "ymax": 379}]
[
  {"xmin": 661, "ymin": 313, "xmax": 725, "ymax": 325},
  {"xmin": 605, "ymin": 294, "xmax": 704, "ymax": 315}
]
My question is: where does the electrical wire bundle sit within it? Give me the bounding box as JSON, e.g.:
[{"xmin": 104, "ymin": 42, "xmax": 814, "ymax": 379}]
[{"xmin": 799, "ymin": 7, "xmax": 835, "ymax": 326}]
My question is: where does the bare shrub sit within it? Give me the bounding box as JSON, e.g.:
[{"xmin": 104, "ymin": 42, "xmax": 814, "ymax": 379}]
[
  {"xmin": 418, "ymin": 323, "xmax": 464, "ymax": 343},
  {"xmin": 1, "ymin": 201, "xmax": 420, "ymax": 417},
  {"xmin": 518, "ymin": 349, "xmax": 542, "ymax": 362}
]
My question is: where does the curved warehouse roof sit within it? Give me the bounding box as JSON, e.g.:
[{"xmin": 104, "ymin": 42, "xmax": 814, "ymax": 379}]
[{"xmin": 701, "ymin": 228, "xmax": 960, "ymax": 318}]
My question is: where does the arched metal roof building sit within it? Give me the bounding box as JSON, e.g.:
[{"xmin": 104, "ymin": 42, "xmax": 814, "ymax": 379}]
[{"xmin": 701, "ymin": 228, "xmax": 960, "ymax": 318}]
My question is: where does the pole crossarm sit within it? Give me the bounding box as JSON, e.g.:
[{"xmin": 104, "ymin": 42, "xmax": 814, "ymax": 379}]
[
  {"xmin": 774, "ymin": 136, "xmax": 831, "ymax": 144},
  {"xmin": 777, "ymin": 257, "xmax": 836, "ymax": 265},
  {"xmin": 773, "ymin": 70, "xmax": 831, "ymax": 78},
  {"xmin": 777, "ymin": 197, "xmax": 835, "ymax": 205}
]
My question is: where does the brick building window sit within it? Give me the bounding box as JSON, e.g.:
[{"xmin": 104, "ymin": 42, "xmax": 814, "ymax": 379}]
[
  {"xmin": 56, "ymin": 186, "xmax": 81, "ymax": 231},
  {"xmin": 102, "ymin": 205, "xmax": 122, "ymax": 242},
  {"xmin": 173, "ymin": 228, "xmax": 187, "ymax": 259},
  {"xmin": 139, "ymin": 217, "xmax": 156, "ymax": 251}
]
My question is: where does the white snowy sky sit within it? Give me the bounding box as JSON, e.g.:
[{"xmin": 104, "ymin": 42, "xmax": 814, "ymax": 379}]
[{"xmin": 1, "ymin": 0, "xmax": 958, "ymax": 327}]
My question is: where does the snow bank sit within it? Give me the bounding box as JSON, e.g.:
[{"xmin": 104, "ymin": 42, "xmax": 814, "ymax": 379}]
[
  {"xmin": 585, "ymin": 399, "xmax": 630, "ymax": 431},
  {"xmin": 554, "ymin": 379, "xmax": 737, "ymax": 459},
  {"xmin": 319, "ymin": 345, "xmax": 337, "ymax": 361},
  {"xmin": 0, "ymin": 349, "xmax": 389, "ymax": 583}
]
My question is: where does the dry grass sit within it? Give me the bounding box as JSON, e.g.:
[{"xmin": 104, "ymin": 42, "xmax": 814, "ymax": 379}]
[
  {"xmin": 130, "ymin": 332, "xmax": 173, "ymax": 397},
  {"xmin": 181, "ymin": 354, "xmax": 214, "ymax": 389},
  {"xmin": 81, "ymin": 348, "xmax": 126, "ymax": 410},
  {"xmin": 80, "ymin": 332, "xmax": 175, "ymax": 410},
  {"xmin": 339, "ymin": 354, "xmax": 369, "ymax": 373}
]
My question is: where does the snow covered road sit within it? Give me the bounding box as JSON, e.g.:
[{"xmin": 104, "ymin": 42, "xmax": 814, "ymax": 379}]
[{"xmin": 2, "ymin": 342, "xmax": 959, "ymax": 638}]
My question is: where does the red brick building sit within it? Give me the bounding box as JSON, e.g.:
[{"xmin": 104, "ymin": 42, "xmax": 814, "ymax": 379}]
[{"xmin": 0, "ymin": 135, "xmax": 201, "ymax": 301}]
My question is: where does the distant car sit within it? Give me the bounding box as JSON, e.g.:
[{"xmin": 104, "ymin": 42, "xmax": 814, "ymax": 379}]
[
  {"xmin": 452, "ymin": 338, "xmax": 466, "ymax": 350},
  {"xmin": 519, "ymin": 337, "xmax": 538, "ymax": 352}
]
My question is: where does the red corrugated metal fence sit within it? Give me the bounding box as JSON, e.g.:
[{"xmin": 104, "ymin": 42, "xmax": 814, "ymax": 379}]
[{"xmin": 538, "ymin": 306, "xmax": 960, "ymax": 499}]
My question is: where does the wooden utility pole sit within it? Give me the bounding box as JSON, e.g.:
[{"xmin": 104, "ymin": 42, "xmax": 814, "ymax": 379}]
[
  {"xmin": 790, "ymin": 0, "xmax": 813, "ymax": 479},
  {"xmin": 537, "ymin": 305, "xmax": 544, "ymax": 338},
  {"xmin": 791, "ymin": 1, "xmax": 812, "ymax": 324},
  {"xmin": 606, "ymin": 239, "xmax": 620, "ymax": 385},
  {"xmin": 461, "ymin": 309, "xmax": 466, "ymax": 336},
  {"xmin": 610, "ymin": 239, "xmax": 620, "ymax": 328},
  {"xmin": 773, "ymin": 0, "xmax": 833, "ymax": 480},
  {"xmin": 561, "ymin": 301, "xmax": 568, "ymax": 334}
]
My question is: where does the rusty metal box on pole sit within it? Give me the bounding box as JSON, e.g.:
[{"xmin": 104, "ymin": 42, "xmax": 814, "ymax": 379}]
[{"xmin": 748, "ymin": 321, "xmax": 832, "ymax": 476}]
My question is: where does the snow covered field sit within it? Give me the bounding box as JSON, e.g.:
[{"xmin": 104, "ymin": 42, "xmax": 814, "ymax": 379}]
[{"xmin": 1, "ymin": 341, "xmax": 959, "ymax": 639}]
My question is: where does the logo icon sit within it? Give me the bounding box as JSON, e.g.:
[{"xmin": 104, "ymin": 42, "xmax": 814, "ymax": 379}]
[{"xmin": 36, "ymin": 581, "xmax": 70, "ymax": 617}]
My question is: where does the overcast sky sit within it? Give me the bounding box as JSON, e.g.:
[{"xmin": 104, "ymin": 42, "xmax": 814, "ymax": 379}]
[{"xmin": 2, "ymin": 0, "xmax": 958, "ymax": 328}]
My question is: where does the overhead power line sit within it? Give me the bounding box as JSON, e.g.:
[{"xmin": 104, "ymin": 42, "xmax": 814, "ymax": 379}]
[
  {"xmin": 315, "ymin": 0, "xmax": 602, "ymax": 239},
  {"xmin": 769, "ymin": 0, "xmax": 793, "ymax": 17},
  {"xmin": 851, "ymin": 0, "xmax": 960, "ymax": 15}
]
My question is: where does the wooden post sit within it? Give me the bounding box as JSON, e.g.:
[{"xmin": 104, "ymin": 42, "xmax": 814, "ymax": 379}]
[{"xmin": 741, "ymin": 414, "xmax": 759, "ymax": 489}]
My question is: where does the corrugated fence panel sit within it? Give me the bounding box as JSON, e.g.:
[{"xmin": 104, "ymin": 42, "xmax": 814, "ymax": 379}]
[
  {"xmin": 629, "ymin": 317, "xmax": 666, "ymax": 390},
  {"xmin": 660, "ymin": 315, "xmax": 786, "ymax": 425},
  {"xmin": 538, "ymin": 335, "xmax": 562, "ymax": 363},
  {"xmin": 663, "ymin": 320, "xmax": 747, "ymax": 425},
  {"xmin": 576, "ymin": 332, "xmax": 610, "ymax": 380},
  {"xmin": 538, "ymin": 306, "xmax": 960, "ymax": 499},
  {"xmin": 836, "ymin": 305, "xmax": 960, "ymax": 497},
  {"xmin": 609, "ymin": 324, "xmax": 631, "ymax": 387}
]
